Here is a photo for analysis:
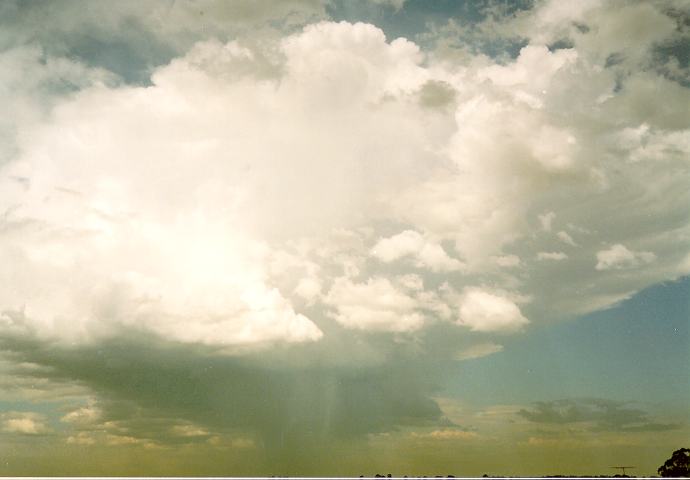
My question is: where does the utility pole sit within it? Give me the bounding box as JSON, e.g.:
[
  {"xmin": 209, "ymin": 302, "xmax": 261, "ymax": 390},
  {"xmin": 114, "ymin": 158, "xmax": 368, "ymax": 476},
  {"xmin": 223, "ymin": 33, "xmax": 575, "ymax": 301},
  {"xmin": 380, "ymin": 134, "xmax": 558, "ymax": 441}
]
[{"xmin": 610, "ymin": 466, "xmax": 635, "ymax": 476}]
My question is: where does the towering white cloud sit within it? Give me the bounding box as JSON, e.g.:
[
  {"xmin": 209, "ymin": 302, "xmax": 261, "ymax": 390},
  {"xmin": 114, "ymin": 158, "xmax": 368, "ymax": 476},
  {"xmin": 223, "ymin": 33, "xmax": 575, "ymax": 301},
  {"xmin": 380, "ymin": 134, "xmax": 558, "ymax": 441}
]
[{"xmin": 0, "ymin": 2, "xmax": 688, "ymax": 352}]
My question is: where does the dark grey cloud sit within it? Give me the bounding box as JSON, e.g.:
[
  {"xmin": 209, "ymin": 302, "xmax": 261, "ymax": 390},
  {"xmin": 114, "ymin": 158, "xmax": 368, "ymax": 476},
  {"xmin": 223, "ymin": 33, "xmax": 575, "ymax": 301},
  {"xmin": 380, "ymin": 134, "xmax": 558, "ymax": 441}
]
[
  {"xmin": 0, "ymin": 329, "xmax": 451, "ymax": 470},
  {"xmin": 0, "ymin": 1, "xmax": 170, "ymax": 85},
  {"xmin": 418, "ymin": 80, "xmax": 457, "ymax": 109},
  {"xmin": 518, "ymin": 398, "xmax": 680, "ymax": 432}
]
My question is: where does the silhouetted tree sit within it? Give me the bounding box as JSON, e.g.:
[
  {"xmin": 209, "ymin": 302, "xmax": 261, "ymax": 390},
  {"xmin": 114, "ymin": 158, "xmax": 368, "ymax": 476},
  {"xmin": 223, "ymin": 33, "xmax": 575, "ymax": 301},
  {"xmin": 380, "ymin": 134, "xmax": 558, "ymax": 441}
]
[{"xmin": 658, "ymin": 448, "xmax": 690, "ymax": 477}]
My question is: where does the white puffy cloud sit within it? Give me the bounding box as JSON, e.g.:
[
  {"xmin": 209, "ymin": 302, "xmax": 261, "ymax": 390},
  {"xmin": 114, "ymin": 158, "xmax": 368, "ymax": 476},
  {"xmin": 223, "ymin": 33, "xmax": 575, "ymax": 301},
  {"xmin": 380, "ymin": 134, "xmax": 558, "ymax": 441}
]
[
  {"xmin": 478, "ymin": 45, "xmax": 578, "ymax": 110},
  {"xmin": 456, "ymin": 289, "xmax": 529, "ymax": 333},
  {"xmin": 0, "ymin": 44, "xmax": 115, "ymax": 165},
  {"xmin": 66, "ymin": 432, "xmax": 97, "ymax": 445},
  {"xmin": 371, "ymin": 230, "xmax": 425, "ymax": 261},
  {"xmin": 510, "ymin": 0, "xmax": 678, "ymax": 65},
  {"xmin": 324, "ymin": 277, "xmax": 424, "ymax": 332},
  {"xmin": 281, "ymin": 21, "xmax": 426, "ymax": 108},
  {"xmin": 1, "ymin": 411, "xmax": 50, "ymax": 434},
  {"xmin": 0, "ymin": 195, "xmax": 323, "ymax": 347},
  {"xmin": 595, "ymin": 244, "xmax": 656, "ymax": 271},
  {"xmin": 371, "ymin": 230, "xmax": 464, "ymax": 272},
  {"xmin": 61, "ymin": 404, "xmax": 101, "ymax": 425}
]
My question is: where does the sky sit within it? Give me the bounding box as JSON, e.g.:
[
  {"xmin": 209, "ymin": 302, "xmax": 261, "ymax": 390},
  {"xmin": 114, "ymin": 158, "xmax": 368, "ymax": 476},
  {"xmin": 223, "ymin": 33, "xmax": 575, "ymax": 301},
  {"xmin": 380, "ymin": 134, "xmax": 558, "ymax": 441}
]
[{"xmin": 0, "ymin": 0, "xmax": 688, "ymax": 476}]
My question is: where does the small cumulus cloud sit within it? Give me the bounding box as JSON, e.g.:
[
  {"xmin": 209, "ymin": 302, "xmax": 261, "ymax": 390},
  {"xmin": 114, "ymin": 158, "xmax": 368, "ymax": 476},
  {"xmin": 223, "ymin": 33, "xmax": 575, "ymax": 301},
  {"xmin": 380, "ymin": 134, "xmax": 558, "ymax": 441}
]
[
  {"xmin": 456, "ymin": 288, "xmax": 529, "ymax": 333},
  {"xmin": 396, "ymin": 274, "xmax": 425, "ymax": 292},
  {"xmin": 557, "ymin": 230, "xmax": 577, "ymax": 246},
  {"xmin": 411, "ymin": 428, "xmax": 478, "ymax": 440},
  {"xmin": 61, "ymin": 404, "xmax": 101, "ymax": 425},
  {"xmin": 455, "ymin": 342, "xmax": 504, "ymax": 361},
  {"xmin": 170, "ymin": 424, "xmax": 210, "ymax": 438},
  {"xmin": 595, "ymin": 244, "xmax": 656, "ymax": 270},
  {"xmin": 66, "ymin": 432, "xmax": 97, "ymax": 445},
  {"xmin": 106, "ymin": 434, "xmax": 159, "ymax": 448},
  {"xmin": 492, "ymin": 254, "xmax": 521, "ymax": 268},
  {"xmin": 537, "ymin": 251, "xmax": 568, "ymax": 261},
  {"xmin": 538, "ymin": 211, "xmax": 556, "ymax": 232},
  {"xmin": 371, "ymin": 230, "xmax": 464, "ymax": 272},
  {"xmin": 324, "ymin": 276, "xmax": 425, "ymax": 332},
  {"xmin": 1, "ymin": 411, "xmax": 50, "ymax": 435}
]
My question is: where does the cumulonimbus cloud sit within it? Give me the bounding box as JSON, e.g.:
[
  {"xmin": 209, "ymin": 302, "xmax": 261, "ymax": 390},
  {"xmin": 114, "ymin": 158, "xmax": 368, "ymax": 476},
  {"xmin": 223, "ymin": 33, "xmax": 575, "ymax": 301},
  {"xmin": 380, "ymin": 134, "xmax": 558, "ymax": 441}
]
[
  {"xmin": 1, "ymin": 10, "xmax": 688, "ymax": 349},
  {"xmin": 0, "ymin": 1, "xmax": 688, "ymax": 470}
]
